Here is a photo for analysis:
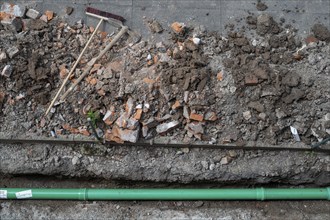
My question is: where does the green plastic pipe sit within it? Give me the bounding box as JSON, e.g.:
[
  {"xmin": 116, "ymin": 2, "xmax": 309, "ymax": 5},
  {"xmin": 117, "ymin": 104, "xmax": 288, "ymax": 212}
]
[{"xmin": 0, "ymin": 188, "xmax": 329, "ymax": 201}]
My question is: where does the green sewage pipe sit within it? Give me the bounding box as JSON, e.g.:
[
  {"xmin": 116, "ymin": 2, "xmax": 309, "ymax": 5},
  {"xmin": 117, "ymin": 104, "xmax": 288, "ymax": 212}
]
[{"xmin": 0, "ymin": 188, "xmax": 329, "ymax": 201}]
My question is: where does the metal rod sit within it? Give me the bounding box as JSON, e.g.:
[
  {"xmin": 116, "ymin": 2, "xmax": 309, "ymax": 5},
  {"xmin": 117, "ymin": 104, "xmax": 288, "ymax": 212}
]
[{"xmin": 0, "ymin": 137, "xmax": 329, "ymax": 152}]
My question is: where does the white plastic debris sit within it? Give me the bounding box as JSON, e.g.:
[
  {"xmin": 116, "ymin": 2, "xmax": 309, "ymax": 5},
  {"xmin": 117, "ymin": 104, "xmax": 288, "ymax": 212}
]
[
  {"xmin": 147, "ymin": 54, "xmax": 152, "ymax": 60},
  {"xmin": 290, "ymin": 126, "xmax": 301, "ymax": 142}
]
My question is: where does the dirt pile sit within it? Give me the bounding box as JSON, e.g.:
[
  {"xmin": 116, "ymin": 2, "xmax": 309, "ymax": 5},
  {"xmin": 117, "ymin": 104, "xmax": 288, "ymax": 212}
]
[{"xmin": 1, "ymin": 2, "xmax": 330, "ymax": 147}]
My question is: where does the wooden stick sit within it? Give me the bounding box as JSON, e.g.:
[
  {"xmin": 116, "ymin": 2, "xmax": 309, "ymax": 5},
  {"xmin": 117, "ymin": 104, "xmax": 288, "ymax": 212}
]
[
  {"xmin": 44, "ymin": 18, "xmax": 104, "ymax": 117},
  {"xmin": 60, "ymin": 26, "xmax": 129, "ymax": 101}
]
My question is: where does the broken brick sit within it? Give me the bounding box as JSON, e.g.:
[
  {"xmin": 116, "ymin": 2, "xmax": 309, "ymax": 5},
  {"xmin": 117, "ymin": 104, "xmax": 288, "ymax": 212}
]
[
  {"xmin": 190, "ymin": 112, "xmax": 204, "ymax": 122},
  {"xmin": 110, "ymin": 126, "xmax": 140, "ymax": 143},
  {"xmin": 89, "ymin": 78, "xmax": 97, "ymax": 86},
  {"xmin": 45, "ymin": 10, "xmax": 54, "ymax": 21},
  {"xmin": 172, "ymin": 100, "xmax": 182, "ymax": 110},
  {"xmin": 217, "ymin": 72, "xmax": 223, "ymax": 81},
  {"xmin": 59, "ymin": 66, "xmax": 68, "ymax": 79},
  {"xmin": 134, "ymin": 109, "xmax": 143, "ymax": 120},
  {"xmin": 245, "ymin": 74, "xmax": 258, "ymax": 86},
  {"xmin": 143, "ymin": 77, "xmax": 155, "ymax": 84},
  {"xmin": 171, "ymin": 22, "xmax": 185, "ymax": 33}
]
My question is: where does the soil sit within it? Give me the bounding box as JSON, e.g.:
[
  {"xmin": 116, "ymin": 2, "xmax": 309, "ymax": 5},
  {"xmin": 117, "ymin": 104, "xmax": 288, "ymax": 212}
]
[{"xmin": 1, "ymin": 1, "xmax": 330, "ymax": 219}]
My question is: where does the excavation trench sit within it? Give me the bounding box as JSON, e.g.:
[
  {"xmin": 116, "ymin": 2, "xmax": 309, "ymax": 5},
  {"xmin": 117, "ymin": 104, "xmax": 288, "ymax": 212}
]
[{"xmin": 1, "ymin": 141, "xmax": 329, "ymax": 186}]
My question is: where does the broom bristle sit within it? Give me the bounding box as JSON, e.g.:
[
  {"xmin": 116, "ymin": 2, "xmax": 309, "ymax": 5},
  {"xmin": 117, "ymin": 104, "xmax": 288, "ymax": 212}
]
[{"xmin": 86, "ymin": 7, "xmax": 126, "ymax": 22}]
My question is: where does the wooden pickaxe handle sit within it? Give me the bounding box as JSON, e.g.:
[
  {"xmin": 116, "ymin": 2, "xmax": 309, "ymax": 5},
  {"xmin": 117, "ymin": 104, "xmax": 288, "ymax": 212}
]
[
  {"xmin": 60, "ymin": 26, "xmax": 129, "ymax": 101},
  {"xmin": 44, "ymin": 18, "xmax": 105, "ymax": 117}
]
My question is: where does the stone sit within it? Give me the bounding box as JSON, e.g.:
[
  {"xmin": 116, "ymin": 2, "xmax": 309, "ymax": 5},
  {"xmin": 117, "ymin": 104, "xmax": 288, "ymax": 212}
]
[
  {"xmin": 171, "ymin": 22, "xmax": 185, "ymax": 33},
  {"xmin": 258, "ymin": 112, "xmax": 267, "ymax": 121},
  {"xmin": 114, "ymin": 126, "xmax": 140, "ymax": 143},
  {"xmin": 156, "ymin": 121, "xmax": 180, "ymax": 134},
  {"xmin": 158, "ymin": 53, "xmax": 171, "ymax": 63},
  {"xmin": 220, "ymin": 156, "xmax": 231, "ymax": 165},
  {"xmin": 190, "ymin": 112, "xmax": 204, "ymax": 122},
  {"xmin": 1, "ymin": 3, "xmax": 26, "ymax": 18},
  {"xmin": 283, "ymin": 88, "xmax": 304, "ymax": 104},
  {"xmin": 255, "ymin": 68, "xmax": 268, "ymax": 80},
  {"xmin": 0, "ymin": 91, "xmax": 5, "ymax": 103},
  {"xmin": 1, "ymin": 65, "xmax": 12, "ymax": 77},
  {"xmin": 187, "ymin": 122, "xmax": 204, "ymax": 140},
  {"xmin": 66, "ymin": 7, "xmax": 74, "ymax": 15},
  {"xmin": 149, "ymin": 20, "xmax": 163, "ymax": 33},
  {"xmin": 209, "ymin": 163, "xmax": 215, "ymax": 170},
  {"xmin": 72, "ymin": 156, "xmax": 80, "ymax": 165},
  {"xmin": 275, "ymin": 108, "xmax": 287, "ymax": 119},
  {"xmin": 183, "ymin": 106, "xmax": 190, "ymax": 119},
  {"xmin": 126, "ymin": 118, "xmax": 139, "ymax": 130},
  {"xmin": 243, "ymin": 111, "xmax": 252, "ymax": 120},
  {"xmin": 143, "ymin": 118, "xmax": 159, "ymax": 128},
  {"xmin": 245, "ymin": 74, "xmax": 258, "ymax": 86},
  {"xmin": 142, "ymin": 126, "xmax": 149, "ymax": 137},
  {"xmin": 248, "ymin": 101, "xmax": 264, "ymax": 113},
  {"xmin": 39, "ymin": 15, "xmax": 48, "ymax": 23},
  {"xmin": 204, "ymin": 111, "xmax": 218, "ymax": 121},
  {"xmin": 45, "ymin": 10, "xmax": 54, "ymax": 21},
  {"xmin": 125, "ymin": 97, "xmax": 135, "ymax": 116},
  {"xmin": 228, "ymin": 150, "xmax": 238, "ymax": 158},
  {"xmin": 201, "ymin": 161, "xmax": 208, "ymax": 170},
  {"xmin": 6, "ymin": 46, "xmax": 19, "ymax": 58},
  {"xmin": 282, "ymin": 72, "xmax": 300, "ymax": 87},
  {"xmin": 192, "ymin": 37, "xmax": 201, "ymax": 45},
  {"xmin": 0, "ymin": 50, "xmax": 7, "ymax": 62},
  {"xmin": 26, "ymin": 9, "xmax": 40, "ymax": 19}
]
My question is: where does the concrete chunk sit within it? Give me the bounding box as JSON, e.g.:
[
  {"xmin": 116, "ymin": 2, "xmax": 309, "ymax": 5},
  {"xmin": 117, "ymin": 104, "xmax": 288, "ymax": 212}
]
[
  {"xmin": 26, "ymin": 9, "xmax": 40, "ymax": 19},
  {"xmin": 0, "ymin": 50, "xmax": 7, "ymax": 62},
  {"xmin": 6, "ymin": 46, "xmax": 19, "ymax": 58},
  {"xmin": 1, "ymin": 65, "xmax": 12, "ymax": 77},
  {"xmin": 156, "ymin": 121, "xmax": 180, "ymax": 134},
  {"xmin": 1, "ymin": 3, "xmax": 26, "ymax": 17}
]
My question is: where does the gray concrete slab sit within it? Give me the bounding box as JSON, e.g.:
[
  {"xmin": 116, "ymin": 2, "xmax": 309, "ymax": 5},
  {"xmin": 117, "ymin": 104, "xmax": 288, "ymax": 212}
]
[{"xmin": 8, "ymin": 0, "xmax": 330, "ymax": 37}]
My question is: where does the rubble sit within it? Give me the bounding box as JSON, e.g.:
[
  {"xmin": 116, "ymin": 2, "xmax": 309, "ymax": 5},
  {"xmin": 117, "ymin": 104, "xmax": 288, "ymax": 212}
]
[
  {"xmin": 26, "ymin": 9, "xmax": 40, "ymax": 19},
  {"xmin": 156, "ymin": 121, "xmax": 180, "ymax": 134},
  {"xmin": 6, "ymin": 46, "xmax": 19, "ymax": 58},
  {"xmin": 0, "ymin": 50, "xmax": 7, "ymax": 62},
  {"xmin": 1, "ymin": 3, "xmax": 26, "ymax": 18},
  {"xmin": 1, "ymin": 64, "xmax": 12, "ymax": 77},
  {"xmin": 171, "ymin": 22, "xmax": 185, "ymax": 33},
  {"xmin": 0, "ymin": 3, "xmax": 329, "ymax": 147}
]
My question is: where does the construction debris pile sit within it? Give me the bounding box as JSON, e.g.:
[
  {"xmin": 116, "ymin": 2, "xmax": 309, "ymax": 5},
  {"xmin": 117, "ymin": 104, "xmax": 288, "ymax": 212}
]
[{"xmin": 1, "ymin": 2, "xmax": 330, "ymax": 146}]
